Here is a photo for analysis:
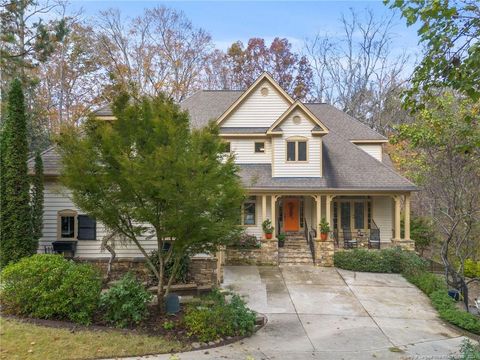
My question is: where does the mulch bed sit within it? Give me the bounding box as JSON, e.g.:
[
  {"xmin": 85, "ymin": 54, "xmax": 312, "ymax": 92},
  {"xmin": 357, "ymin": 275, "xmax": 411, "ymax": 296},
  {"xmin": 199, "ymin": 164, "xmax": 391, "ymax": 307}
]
[{"xmin": 2, "ymin": 305, "xmax": 267, "ymax": 351}]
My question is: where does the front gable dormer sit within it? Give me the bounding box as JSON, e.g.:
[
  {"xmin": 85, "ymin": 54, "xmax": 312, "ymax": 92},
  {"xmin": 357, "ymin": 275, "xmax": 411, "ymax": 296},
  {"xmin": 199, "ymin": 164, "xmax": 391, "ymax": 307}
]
[{"xmin": 217, "ymin": 73, "xmax": 293, "ymax": 128}]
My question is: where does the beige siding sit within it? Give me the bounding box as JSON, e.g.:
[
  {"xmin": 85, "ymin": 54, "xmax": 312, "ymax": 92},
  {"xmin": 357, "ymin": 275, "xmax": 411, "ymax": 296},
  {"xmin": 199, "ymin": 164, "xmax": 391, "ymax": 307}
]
[
  {"xmin": 272, "ymin": 110, "xmax": 322, "ymax": 177},
  {"xmin": 39, "ymin": 181, "xmax": 158, "ymax": 258},
  {"xmin": 230, "ymin": 139, "xmax": 271, "ymax": 164},
  {"xmin": 221, "ymin": 80, "xmax": 290, "ymax": 128},
  {"xmin": 356, "ymin": 144, "xmax": 382, "ymax": 162},
  {"xmin": 372, "ymin": 196, "xmax": 393, "ymax": 243},
  {"xmin": 244, "ymin": 195, "xmax": 272, "ymax": 238}
]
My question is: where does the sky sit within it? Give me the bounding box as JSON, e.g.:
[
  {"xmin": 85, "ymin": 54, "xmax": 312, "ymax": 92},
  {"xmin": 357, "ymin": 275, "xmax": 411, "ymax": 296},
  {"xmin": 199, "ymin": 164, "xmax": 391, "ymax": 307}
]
[{"xmin": 69, "ymin": 0, "xmax": 421, "ymax": 60}]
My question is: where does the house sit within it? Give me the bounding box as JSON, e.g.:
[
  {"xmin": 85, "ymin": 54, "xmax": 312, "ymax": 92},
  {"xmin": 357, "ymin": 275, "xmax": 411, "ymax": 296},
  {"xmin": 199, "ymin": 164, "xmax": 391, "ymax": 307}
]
[{"xmin": 28, "ymin": 72, "xmax": 416, "ymax": 272}]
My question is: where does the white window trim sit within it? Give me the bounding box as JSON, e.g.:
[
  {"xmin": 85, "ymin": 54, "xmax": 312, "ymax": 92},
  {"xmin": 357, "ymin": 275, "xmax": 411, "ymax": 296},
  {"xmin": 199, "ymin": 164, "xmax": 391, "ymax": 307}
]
[
  {"xmin": 254, "ymin": 141, "xmax": 265, "ymax": 153},
  {"xmin": 240, "ymin": 196, "xmax": 257, "ymax": 227}
]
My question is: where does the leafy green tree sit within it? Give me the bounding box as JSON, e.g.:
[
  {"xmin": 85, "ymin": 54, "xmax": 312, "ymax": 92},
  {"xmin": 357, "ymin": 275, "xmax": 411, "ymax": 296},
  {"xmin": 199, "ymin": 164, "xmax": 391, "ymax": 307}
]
[
  {"xmin": 0, "ymin": 79, "xmax": 34, "ymax": 267},
  {"xmin": 57, "ymin": 90, "xmax": 245, "ymax": 307},
  {"xmin": 387, "ymin": 0, "xmax": 480, "ymax": 106},
  {"xmin": 31, "ymin": 151, "xmax": 44, "ymax": 246}
]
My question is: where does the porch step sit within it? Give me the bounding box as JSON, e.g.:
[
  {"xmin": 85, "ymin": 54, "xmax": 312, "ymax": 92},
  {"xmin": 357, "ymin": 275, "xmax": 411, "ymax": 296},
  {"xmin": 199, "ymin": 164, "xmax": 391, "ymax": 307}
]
[{"xmin": 278, "ymin": 238, "xmax": 313, "ymax": 265}]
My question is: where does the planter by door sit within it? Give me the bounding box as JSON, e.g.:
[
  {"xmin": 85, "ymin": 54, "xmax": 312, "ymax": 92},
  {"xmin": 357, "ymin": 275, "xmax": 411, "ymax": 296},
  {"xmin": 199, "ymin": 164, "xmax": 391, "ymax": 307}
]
[
  {"xmin": 320, "ymin": 233, "xmax": 328, "ymax": 241},
  {"xmin": 265, "ymin": 233, "xmax": 273, "ymax": 239}
]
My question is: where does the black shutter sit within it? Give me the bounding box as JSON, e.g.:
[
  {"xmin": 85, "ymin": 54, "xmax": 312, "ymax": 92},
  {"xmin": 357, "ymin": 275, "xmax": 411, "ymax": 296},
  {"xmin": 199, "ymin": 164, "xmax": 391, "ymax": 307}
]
[{"xmin": 77, "ymin": 215, "xmax": 96, "ymax": 240}]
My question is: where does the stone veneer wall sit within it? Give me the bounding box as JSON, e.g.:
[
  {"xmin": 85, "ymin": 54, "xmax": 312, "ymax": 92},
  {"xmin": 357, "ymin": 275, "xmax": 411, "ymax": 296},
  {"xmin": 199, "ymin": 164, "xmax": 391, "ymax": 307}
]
[
  {"xmin": 391, "ymin": 239, "xmax": 415, "ymax": 251},
  {"xmin": 76, "ymin": 256, "xmax": 222, "ymax": 286},
  {"xmin": 315, "ymin": 240, "xmax": 334, "ymax": 267},
  {"xmin": 225, "ymin": 238, "xmax": 278, "ymax": 265}
]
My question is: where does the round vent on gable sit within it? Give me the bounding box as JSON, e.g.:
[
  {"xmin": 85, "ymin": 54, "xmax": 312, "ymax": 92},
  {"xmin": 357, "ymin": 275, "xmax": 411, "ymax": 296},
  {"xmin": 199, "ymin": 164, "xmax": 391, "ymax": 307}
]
[
  {"xmin": 260, "ymin": 87, "xmax": 269, "ymax": 96},
  {"xmin": 293, "ymin": 115, "xmax": 301, "ymax": 124}
]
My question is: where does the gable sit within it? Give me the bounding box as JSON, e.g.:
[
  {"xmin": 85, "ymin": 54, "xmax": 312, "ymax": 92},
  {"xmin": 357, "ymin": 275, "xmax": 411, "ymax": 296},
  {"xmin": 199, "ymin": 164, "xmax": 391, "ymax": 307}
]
[
  {"xmin": 268, "ymin": 102, "xmax": 329, "ymax": 135},
  {"xmin": 218, "ymin": 74, "xmax": 293, "ymax": 128}
]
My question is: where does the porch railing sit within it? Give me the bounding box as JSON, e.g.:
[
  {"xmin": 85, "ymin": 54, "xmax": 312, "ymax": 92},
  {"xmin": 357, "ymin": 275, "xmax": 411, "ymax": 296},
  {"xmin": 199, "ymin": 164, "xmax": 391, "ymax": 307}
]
[{"xmin": 304, "ymin": 219, "xmax": 316, "ymax": 264}]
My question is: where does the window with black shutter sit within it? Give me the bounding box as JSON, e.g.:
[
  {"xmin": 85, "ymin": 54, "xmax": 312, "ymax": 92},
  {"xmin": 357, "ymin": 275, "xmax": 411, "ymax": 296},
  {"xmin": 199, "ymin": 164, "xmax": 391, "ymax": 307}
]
[{"xmin": 77, "ymin": 215, "xmax": 96, "ymax": 240}]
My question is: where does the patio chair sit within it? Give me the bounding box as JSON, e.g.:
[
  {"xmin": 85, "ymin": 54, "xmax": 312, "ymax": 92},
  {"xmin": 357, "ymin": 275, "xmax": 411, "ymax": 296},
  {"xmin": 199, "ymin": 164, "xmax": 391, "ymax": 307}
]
[
  {"xmin": 368, "ymin": 229, "xmax": 381, "ymax": 249},
  {"xmin": 343, "ymin": 229, "xmax": 357, "ymax": 249}
]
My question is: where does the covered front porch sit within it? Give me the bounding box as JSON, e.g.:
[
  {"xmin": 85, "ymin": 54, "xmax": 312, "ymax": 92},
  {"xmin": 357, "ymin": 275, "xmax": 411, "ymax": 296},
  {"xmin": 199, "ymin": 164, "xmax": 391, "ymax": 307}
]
[{"xmin": 242, "ymin": 191, "xmax": 414, "ymax": 265}]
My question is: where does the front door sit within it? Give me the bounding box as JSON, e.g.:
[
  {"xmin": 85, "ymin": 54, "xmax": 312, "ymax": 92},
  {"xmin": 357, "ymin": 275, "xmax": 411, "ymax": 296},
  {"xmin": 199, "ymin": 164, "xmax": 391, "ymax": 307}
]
[{"xmin": 283, "ymin": 198, "xmax": 300, "ymax": 231}]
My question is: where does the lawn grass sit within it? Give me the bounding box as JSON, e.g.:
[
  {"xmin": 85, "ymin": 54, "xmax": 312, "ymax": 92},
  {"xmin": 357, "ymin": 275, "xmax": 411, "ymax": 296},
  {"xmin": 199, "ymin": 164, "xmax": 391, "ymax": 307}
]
[{"xmin": 0, "ymin": 317, "xmax": 187, "ymax": 360}]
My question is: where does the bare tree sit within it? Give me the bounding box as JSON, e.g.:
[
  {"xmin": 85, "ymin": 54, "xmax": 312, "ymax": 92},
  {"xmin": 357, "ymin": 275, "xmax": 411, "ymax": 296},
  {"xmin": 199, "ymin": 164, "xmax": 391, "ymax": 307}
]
[
  {"xmin": 305, "ymin": 9, "xmax": 410, "ymax": 133},
  {"xmin": 95, "ymin": 6, "xmax": 213, "ymax": 102}
]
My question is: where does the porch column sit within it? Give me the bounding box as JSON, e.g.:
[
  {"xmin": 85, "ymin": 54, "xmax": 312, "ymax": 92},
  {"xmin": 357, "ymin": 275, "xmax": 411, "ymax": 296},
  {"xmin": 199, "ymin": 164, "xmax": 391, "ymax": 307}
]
[
  {"xmin": 325, "ymin": 195, "xmax": 333, "ymax": 225},
  {"xmin": 315, "ymin": 195, "xmax": 322, "ymax": 240},
  {"xmin": 404, "ymin": 193, "xmax": 411, "ymax": 240},
  {"xmin": 394, "ymin": 195, "xmax": 401, "ymax": 240},
  {"xmin": 271, "ymin": 195, "xmax": 277, "ymax": 239},
  {"xmin": 262, "ymin": 195, "xmax": 267, "ymax": 224}
]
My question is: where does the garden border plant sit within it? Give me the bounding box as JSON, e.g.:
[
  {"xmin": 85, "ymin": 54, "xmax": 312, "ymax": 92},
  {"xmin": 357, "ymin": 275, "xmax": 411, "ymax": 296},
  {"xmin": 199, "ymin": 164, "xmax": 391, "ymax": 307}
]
[{"xmin": 333, "ymin": 248, "xmax": 480, "ymax": 335}]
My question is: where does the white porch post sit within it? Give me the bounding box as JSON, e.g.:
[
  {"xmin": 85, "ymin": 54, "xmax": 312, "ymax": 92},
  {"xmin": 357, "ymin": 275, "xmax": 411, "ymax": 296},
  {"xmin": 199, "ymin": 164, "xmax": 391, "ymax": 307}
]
[
  {"xmin": 262, "ymin": 195, "xmax": 267, "ymax": 224},
  {"xmin": 271, "ymin": 195, "xmax": 277, "ymax": 239},
  {"xmin": 404, "ymin": 193, "xmax": 411, "ymax": 240},
  {"xmin": 325, "ymin": 195, "xmax": 333, "ymax": 225},
  {"xmin": 394, "ymin": 195, "xmax": 401, "ymax": 240},
  {"xmin": 315, "ymin": 195, "xmax": 322, "ymax": 240}
]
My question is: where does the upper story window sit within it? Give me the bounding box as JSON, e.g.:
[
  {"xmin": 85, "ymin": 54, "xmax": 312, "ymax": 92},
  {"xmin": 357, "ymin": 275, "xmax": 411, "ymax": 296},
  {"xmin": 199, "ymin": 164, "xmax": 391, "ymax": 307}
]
[
  {"xmin": 254, "ymin": 142, "xmax": 265, "ymax": 153},
  {"xmin": 286, "ymin": 139, "xmax": 307, "ymax": 162}
]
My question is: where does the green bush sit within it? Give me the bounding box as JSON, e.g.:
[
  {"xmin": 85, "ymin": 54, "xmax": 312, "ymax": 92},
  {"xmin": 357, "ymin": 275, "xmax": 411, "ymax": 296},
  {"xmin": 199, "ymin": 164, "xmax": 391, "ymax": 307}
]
[
  {"xmin": 464, "ymin": 259, "xmax": 480, "ymax": 278},
  {"xmin": 452, "ymin": 339, "xmax": 480, "ymax": 360},
  {"xmin": 0, "ymin": 254, "xmax": 101, "ymax": 324},
  {"xmin": 430, "ymin": 290, "xmax": 480, "ymax": 334},
  {"xmin": 184, "ymin": 289, "xmax": 256, "ymax": 342},
  {"xmin": 100, "ymin": 272, "xmax": 153, "ymax": 328},
  {"xmin": 333, "ymin": 247, "xmax": 427, "ymax": 274},
  {"xmin": 403, "ymin": 271, "xmax": 446, "ymax": 295}
]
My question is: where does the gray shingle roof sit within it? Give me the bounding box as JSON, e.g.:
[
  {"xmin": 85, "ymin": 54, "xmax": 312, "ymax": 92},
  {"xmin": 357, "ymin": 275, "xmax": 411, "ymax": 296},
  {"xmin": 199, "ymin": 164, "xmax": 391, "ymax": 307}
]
[
  {"xmin": 27, "ymin": 146, "xmax": 62, "ymax": 176},
  {"xmin": 238, "ymin": 133, "xmax": 415, "ymax": 191},
  {"xmin": 30, "ymin": 90, "xmax": 415, "ymax": 191}
]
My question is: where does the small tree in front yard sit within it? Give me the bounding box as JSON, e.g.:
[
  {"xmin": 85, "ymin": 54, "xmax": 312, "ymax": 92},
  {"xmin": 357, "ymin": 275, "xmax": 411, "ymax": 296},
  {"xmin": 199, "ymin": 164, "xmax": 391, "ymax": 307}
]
[
  {"xmin": 0, "ymin": 79, "xmax": 35, "ymax": 267},
  {"xmin": 57, "ymin": 90, "xmax": 245, "ymax": 307}
]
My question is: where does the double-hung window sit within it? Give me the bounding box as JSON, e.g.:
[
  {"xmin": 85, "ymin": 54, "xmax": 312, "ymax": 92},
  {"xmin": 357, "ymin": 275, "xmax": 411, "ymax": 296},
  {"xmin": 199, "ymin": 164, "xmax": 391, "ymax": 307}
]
[
  {"xmin": 57, "ymin": 210, "xmax": 97, "ymax": 240},
  {"xmin": 286, "ymin": 140, "xmax": 307, "ymax": 162},
  {"xmin": 240, "ymin": 196, "xmax": 256, "ymax": 225}
]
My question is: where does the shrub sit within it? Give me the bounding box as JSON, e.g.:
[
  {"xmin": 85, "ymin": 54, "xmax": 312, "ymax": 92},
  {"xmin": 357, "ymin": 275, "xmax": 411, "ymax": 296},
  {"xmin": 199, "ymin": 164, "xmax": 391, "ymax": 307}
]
[
  {"xmin": 464, "ymin": 259, "xmax": 480, "ymax": 278},
  {"xmin": 452, "ymin": 339, "xmax": 480, "ymax": 360},
  {"xmin": 430, "ymin": 290, "xmax": 480, "ymax": 335},
  {"xmin": 100, "ymin": 272, "xmax": 153, "ymax": 328},
  {"xmin": 184, "ymin": 289, "xmax": 256, "ymax": 342},
  {"xmin": 230, "ymin": 233, "xmax": 261, "ymax": 249},
  {"xmin": 333, "ymin": 247, "xmax": 427, "ymax": 274},
  {"xmin": 0, "ymin": 254, "xmax": 101, "ymax": 324},
  {"xmin": 403, "ymin": 271, "xmax": 446, "ymax": 295},
  {"xmin": 148, "ymin": 250, "xmax": 190, "ymax": 284}
]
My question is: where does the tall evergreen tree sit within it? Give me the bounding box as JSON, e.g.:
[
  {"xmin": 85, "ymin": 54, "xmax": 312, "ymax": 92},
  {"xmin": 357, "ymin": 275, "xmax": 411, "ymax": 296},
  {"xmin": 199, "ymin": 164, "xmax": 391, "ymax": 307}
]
[
  {"xmin": 31, "ymin": 151, "xmax": 44, "ymax": 249},
  {"xmin": 0, "ymin": 79, "xmax": 34, "ymax": 267}
]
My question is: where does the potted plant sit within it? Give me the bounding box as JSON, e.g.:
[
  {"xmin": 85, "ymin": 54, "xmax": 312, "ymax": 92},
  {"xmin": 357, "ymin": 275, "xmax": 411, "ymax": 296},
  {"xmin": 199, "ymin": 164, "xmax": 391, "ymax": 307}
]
[
  {"xmin": 319, "ymin": 218, "xmax": 330, "ymax": 241},
  {"xmin": 262, "ymin": 219, "xmax": 274, "ymax": 239},
  {"xmin": 278, "ymin": 233, "xmax": 286, "ymax": 248}
]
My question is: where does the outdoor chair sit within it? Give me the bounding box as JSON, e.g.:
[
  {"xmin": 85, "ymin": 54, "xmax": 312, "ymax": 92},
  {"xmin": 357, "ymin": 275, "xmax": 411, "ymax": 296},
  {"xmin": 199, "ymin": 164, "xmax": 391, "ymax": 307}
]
[
  {"xmin": 368, "ymin": 229, "xmax": 381, "ymax": 249},
  {"xmin": 343, "ymin": 229, "xmax": 357, "ymax": 249}
]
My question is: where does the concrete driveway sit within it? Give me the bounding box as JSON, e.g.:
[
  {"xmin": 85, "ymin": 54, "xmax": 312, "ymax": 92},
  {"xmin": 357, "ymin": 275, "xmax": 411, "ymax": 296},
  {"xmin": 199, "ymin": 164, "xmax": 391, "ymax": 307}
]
[{"xmin": 131, "ymin": 266, "xmax": 475, "ymax": 360}]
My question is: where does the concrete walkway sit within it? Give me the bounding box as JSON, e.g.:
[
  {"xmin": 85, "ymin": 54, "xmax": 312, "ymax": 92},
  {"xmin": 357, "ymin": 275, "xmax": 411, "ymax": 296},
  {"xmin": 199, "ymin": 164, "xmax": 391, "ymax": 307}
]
[{"xmin": 130, "ymin": 266, "xmax": 475, "ymax": 360}]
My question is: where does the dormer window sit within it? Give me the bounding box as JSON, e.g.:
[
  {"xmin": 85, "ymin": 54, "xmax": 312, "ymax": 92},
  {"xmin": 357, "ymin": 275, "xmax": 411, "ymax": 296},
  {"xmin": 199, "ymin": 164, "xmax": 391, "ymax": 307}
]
[
  {"xmin": 286, "ymin": 139, "xmax": 307, "ymax": 162},
  {"xmin": 254, "ymin": 142, "xmax": 265, "ymax": 153}
]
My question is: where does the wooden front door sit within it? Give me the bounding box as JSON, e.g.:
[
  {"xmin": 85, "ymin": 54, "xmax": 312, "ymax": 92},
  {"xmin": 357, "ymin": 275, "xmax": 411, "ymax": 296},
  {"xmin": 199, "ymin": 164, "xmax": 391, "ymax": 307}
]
[{"xmin": 283, "ymin": 198, "xmax": 300, "ymax": 231}]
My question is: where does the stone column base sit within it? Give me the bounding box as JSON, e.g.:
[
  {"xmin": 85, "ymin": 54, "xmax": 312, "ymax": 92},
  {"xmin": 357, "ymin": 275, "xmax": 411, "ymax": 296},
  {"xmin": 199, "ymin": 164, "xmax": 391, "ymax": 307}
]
[
  {"xmin": 315, "ymin": 240, "xmax": 335, "ymax": 267},
  {"xmin": 392, "ymin": 239, "xmax": 415, "ymax": 251}
]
